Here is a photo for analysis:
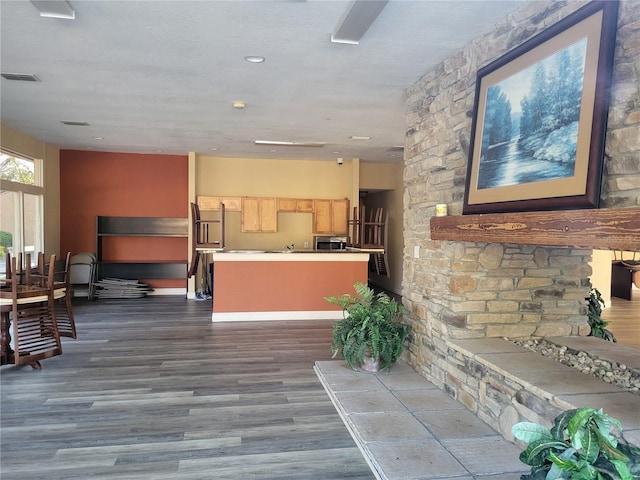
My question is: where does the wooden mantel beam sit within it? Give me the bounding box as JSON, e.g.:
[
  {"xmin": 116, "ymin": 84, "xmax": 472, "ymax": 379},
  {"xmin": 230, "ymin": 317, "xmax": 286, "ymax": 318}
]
[{"xmin": 430, "ymin": 208, "xmax": 640, "ymax": 251}]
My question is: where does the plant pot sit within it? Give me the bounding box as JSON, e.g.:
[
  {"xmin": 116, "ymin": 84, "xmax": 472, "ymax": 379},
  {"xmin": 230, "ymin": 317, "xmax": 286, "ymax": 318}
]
[{"xmin": 359, "ymin": 350, "xmax": 380, "ymax": 372}]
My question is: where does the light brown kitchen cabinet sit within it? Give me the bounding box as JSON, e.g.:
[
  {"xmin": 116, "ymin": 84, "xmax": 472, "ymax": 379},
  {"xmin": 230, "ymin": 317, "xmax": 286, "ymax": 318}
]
[
  {"xmin": 242, "ymin": 197, "xmax": 277, "ymax": 232},
  {"xmin": 197, "ymin": 195, "xmax": 220, "ymax": 211},
  {"xmin": 313, "ymin": 199, "xmax": 349, "ymax": 234},
  {"xmin": 331, "ymin": 199, "xmax": 349, "ymax": 234},
  {"xmin": 220, "ymin": 197, "xmax": 242, "ymax": 211},
  {"xmin": 197, "ymin": 195, "xmax": 241, "ymax": 211},
  {"xmin": 277, "ymin": 198, "xmax": 297, "ymax": 212},
  {"xmin": 278, "ymin": 198, "xmax": 314, "ymax": 213},
  {"xmin": 296, "ymin": 199, "xmax": 314, "ymax": 213},
  {"xmin": 313, "ymin": 200, "xmax": 332, "ymax": 233}
]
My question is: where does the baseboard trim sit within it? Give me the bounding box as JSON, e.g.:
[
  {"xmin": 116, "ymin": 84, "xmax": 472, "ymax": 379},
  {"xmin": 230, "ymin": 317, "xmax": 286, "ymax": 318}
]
[
  {"xmin": 147, "ymin": 288, "xmax": 187, "ymax": 296},
  {"xmin": 212, "ymin": 310, "xmax": 343, "ymax": 322}
]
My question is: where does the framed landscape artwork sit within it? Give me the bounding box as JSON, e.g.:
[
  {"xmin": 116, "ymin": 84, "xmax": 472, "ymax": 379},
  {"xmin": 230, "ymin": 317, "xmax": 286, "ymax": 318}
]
[{"xmin": 463, "ymin": 1, "xmax": 619, "ymax": 215}]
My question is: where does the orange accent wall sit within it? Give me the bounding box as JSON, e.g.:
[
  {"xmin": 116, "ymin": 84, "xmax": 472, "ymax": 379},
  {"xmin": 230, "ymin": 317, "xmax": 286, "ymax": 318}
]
[
  {"xmin": 213, "ymin": 260, "xmax": 367, "ymax": 313},
  {"xmin": 59, "ymin": 150, "xmax": 188, "ymax": 288}
]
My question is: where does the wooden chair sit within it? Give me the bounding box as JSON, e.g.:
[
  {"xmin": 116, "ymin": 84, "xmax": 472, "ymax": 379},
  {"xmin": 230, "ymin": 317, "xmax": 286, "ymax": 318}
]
[
  {"xmin": 351, "ymin": 205, "xmax": 390, "ymax": 278},
  {"xmin": 188, "ymin": 201, "xmax": 225, "ymax": 278},
  {"xmin": 348, "ymin": 206, "xmax": 361, "ymax": 247},
  {"xmin": 39, "ymin": 252, "xmax": 77, "ymax": 339},
  {"xmin": 0, "ymin": 253, "xmax": 62, "ymax": 369},
  {"xmin": 361, "ymin": 207, "xmax": 386, "ymax": 249}
]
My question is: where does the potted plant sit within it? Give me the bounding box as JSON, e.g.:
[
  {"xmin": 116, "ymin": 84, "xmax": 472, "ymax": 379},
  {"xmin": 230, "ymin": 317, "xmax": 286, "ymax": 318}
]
[
  {"xmin": 512, "ymin": 408, "xmax": 640, "ymax": 479},
  {"xmin": 587, "ymin": 288, "xmax": 616, "ymax": 342},
  {"xmin": 325, "ymin": 282, "xmax": 410, "ymax": 372}
]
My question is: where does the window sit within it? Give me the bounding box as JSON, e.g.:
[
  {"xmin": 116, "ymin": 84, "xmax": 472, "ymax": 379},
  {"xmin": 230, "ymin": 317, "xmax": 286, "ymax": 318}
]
[
  {"xmin": 0, "ymin": 150, "xmax": 44, "ymax": 270},
  {"xmin": 0, "ymin": 153, "xmax": 37, "ymax": 185}
]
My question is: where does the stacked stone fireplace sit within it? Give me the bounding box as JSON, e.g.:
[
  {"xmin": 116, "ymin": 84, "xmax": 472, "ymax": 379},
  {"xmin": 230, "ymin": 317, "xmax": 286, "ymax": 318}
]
[{"xmin": 402, "ymin": 0, "xmax": 639, "ymax": 438}]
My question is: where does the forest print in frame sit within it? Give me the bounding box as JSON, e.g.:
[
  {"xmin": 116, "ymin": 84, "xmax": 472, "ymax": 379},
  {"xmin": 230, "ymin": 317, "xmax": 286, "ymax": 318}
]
[{"xmin": 463, "ymin": 1, "xmax": 619, "ymax": 214}]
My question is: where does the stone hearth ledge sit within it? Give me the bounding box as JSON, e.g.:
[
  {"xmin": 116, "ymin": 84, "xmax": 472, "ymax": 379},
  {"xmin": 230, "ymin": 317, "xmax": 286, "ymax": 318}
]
[{"xmin": 447, "ymin": 337, "xmax": 640, "ymax": 446}]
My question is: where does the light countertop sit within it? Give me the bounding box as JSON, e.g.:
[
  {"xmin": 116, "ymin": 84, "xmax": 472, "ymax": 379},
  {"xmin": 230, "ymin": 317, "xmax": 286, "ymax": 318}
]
[{"xmin": 211, "ymin": 250, "xmax": 370, "ymax": 262}]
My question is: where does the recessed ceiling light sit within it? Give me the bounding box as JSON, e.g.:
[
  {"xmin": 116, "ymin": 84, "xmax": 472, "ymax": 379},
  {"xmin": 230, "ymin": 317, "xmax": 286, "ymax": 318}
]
[
  {"xmin": 92, "ymin": 136, "xmax": 103, "ymax": 140},
  {"xmin": 349, "ymin": 136, "xmax": 371, "ymax": 140},
  {"xmin": 244, "ymin": 55, "xmax": 265, "ymax": 63},
  {"xmin": 209, "ymin": 147, "xmax": 218, "ymax": 151},
  {"xmin": 233, "ymin": 101, "xmax": 246, "ymax": 109}
]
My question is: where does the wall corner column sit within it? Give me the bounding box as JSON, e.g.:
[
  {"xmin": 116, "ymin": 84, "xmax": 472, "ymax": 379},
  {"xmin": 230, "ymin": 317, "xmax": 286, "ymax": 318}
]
[
  {"xmin": 350, "ymin": 157, "xmax": 360, "ymax": 225},
  {"xmin": 187, "ymin": 151, "xmax": 196, "ymax": 299}
]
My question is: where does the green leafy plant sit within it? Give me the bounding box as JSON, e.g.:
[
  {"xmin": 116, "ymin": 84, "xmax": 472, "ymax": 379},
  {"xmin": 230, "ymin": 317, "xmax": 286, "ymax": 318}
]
[
  {"xmin": 513, "ymin": 408, "xmax": 640, "ymax": 480},
  {"xmin": 587, "ymin": 288, "xmax": 616, "ymax": 342},
  {"xmin": 0, "ymin": 231, "xmax": 12, "ymax": 249},
  {"xmin": 325, "ymin": 282, "xmax": 410, "ymax": 371},
  {"xmin": 0, "ymin": 231, "xmax": 11, "ymax": 259}
]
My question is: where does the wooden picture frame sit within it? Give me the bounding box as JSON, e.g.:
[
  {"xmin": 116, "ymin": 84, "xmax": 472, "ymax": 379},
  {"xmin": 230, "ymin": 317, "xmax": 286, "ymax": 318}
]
[{"xmin": 463, "ymin": 1, "xmax": 619, "ymax": 215}]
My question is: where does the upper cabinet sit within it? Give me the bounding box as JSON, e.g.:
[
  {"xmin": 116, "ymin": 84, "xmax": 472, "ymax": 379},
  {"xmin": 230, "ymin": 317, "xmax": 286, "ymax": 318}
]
[
  {"xmin": 313, "ymin": 199, "xmax": 349, "ymax": 234},
  {"xmin": 199, "ymin": 195, "xmax": 348, "ymax": 234},
  {"xmin": 296, "ymin": 199, "xmax": 314, "ymax": 213},
  {"xmin": 278, "ymin": 198, "xmax": 314, "ymax": 213},
  {"xmin": 197, "ymin": 196, "xmax": 241, "ymax": 211},
  {"xmin": 278, "ymin": 198, "xmax": 297, "ymax": 212},
  {"xmin": 242, "ymin": 197, "xmax": 277, "ymax": 233}
]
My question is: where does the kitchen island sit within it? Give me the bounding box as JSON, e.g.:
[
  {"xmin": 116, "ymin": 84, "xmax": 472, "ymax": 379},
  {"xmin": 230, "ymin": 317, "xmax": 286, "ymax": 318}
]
[{"xmin": 209, "ymin": 250, "xmax": 370, "ymax": 322}]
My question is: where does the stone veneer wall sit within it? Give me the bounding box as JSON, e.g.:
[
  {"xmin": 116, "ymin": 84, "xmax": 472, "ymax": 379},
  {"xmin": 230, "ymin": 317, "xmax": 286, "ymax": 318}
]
[{"xmin": 402, "ymin": 0, "xmax": 640, "ymax": 435}]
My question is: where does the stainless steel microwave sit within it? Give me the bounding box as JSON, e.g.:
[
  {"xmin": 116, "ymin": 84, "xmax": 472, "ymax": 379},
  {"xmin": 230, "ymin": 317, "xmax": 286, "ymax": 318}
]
[{"xmin": 314, "ymin": 236, "xmax": 347, "ymax": 251}]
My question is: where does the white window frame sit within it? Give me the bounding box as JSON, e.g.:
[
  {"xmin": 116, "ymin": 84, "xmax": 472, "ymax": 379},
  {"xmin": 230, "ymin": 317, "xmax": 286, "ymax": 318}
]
[{"xmin": 0, "ymin": 150, "xmax": 44, "ymax": 262}]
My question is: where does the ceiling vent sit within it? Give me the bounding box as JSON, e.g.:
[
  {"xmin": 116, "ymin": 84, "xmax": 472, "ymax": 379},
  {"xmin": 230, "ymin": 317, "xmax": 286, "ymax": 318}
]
[
  {"xmin": 60, "ymin": 121, "xmax": 89, "ymax": 126},
  {"xmin": 1, "ymin": 73, "xmax": 40, "ymax": 82}
]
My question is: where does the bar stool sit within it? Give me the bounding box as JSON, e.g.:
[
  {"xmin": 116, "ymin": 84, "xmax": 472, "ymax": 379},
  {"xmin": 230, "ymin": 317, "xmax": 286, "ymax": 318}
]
[{"xmin": 188, "ymin": 201, "xmax": 226, "ymax": 278}]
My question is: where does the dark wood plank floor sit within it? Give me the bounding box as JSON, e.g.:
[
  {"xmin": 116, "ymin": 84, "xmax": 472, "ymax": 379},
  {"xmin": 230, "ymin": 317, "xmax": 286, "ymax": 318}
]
[{"xmin": 1, "ymin": 297, "xmax": 374, "ymax": 480}]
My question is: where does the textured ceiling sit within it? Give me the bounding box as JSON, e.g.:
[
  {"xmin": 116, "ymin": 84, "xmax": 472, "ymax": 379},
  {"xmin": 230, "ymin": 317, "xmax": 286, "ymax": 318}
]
[{"xmin": 0, "ymin": 0, "xmax": 523, "ymax": 162}]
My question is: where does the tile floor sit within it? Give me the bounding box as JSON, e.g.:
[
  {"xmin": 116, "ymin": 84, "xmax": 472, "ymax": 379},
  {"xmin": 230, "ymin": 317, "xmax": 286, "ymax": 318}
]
[
  {"xmin": 315, "ymin": 335, "xmax": 640, "ymax": 480},
  {"xmin": 315, "ymin": 361, "xmax": 529, "ymax": 480}
]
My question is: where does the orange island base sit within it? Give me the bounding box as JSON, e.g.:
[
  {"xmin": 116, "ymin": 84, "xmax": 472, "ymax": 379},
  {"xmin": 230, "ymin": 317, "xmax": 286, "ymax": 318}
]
[{"xmin": 209, "ymin": 251, "xmax": 371, "ymax": 322}]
